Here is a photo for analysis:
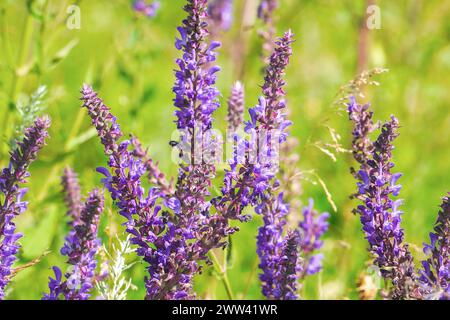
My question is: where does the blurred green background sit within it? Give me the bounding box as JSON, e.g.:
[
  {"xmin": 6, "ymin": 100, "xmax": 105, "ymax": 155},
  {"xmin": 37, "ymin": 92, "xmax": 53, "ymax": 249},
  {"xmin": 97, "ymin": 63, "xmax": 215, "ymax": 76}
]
[{"xmin": 0, "ymin": 0, "xmax": 449, "ymax": 299}]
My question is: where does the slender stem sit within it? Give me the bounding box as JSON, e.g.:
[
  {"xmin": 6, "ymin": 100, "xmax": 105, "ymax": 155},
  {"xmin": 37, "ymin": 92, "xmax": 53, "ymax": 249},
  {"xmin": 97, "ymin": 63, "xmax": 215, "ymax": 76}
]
[
  {"xmin": 209, "ymin": 251, "xmax": 234, "ymax": 300},
  {"xmin": 9, "ymin": 13, "xmax": 34, "ymax": 108},
  {"xmin": 242, "ymin": 254, "xmax": 259, "ymax": 299},
  {"xmin": 0, "ymin": 7, "xmax": 13, "ymax": 66},
  {"xmin": 1, "ymin": 11, "xmax": 34, "ymax": 157}
]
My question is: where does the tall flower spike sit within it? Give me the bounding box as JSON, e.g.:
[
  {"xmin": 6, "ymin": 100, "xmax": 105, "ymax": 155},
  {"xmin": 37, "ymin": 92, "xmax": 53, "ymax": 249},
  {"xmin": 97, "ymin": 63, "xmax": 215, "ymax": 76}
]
[
  {"xmin": 0, "ymin": 116, "xmax": 50, "ymax": 300},
  {"xmin": 348, "ymin": 99, "xmax": 418, "ymax": 299},
  {"xmin": 208, "ymin": 0, "xmax": 233, "ymax": 35},
  {"xmin": 81, "ymin": 85, "xmax": 176, "ymax": 299},
  {"xmin": 251, "ymin": 31, "xmax": 295, "ymax": 300},
  {"xmin": 172, "ymin": 0, "xmax": 220, "ymax": 226},
  {"xmin": 173, "ymin": 0, "xmax": 220, "ymax": 133},
  {"xmin": 44, "ymin": 189, "xmax": 104, "ymax": 300},
  {"xmin": 82, "ymin": 84, "xmax": 202, "ymax": 300},
  {"xmin": 156, "ymin": 0, "xmax": 227, "ymax": 298},
  {"xmin": 420, "ymin": 193, "xmax": 450, "ymax": 300},
  {"xmin": 61, "ymin": 167, "xmax": 82, "ymax": 224},
  {"xmin": 298, "ymin": 199, "xmax": 329, "ymax": 277}
]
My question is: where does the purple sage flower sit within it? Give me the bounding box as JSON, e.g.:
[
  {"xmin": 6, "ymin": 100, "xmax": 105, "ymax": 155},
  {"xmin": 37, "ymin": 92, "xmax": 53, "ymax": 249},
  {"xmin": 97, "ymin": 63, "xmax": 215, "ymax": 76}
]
[
  {"xmin": 257, "ymin": 192, "xmax": 290, "ymax": 299},
  {"xmin": 80, "ymin": 85, "xmax": 178, "ymax": 299},
  {"xmin": 250, "ymin": 31, "xmax": 299, "ymax": 300},
  {"xmin": 0, "ymin": 116, "xmax": 50, "ymax": 300},
  {"xmin": 275, "ymin": 230, "xmax": 301, "ymax": 300},
  {"xmin": 348, "ymin": 97, "xmax": 418, "ymax": 299},
  {"xmin": 61, "ymin": 167, "xmax": 82, "ymax": 224},
  {"xmin": 420, "ymin": 193, "xmax": 450, "ymax": 300},
  {"xmin": 227, "ymin": 81, "xmax": 244, "ymax": 132},
  {"xmin": 299, "ymin": 199, "xmax": 329, "ymax": 277},
  {"xmin": 44, "ymin": 188, "xmax": 104, "ymax": 300}
]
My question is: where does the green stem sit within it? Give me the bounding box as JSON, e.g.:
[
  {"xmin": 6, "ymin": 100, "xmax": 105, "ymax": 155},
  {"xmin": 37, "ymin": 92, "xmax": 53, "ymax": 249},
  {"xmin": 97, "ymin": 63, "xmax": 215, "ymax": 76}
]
[
  {"xmin": 242, "ymin": 255, "xmax": 259, "ymax": 299},
  {"xmin": 209, "ymin": 251, "xmax": 234, "ymax": 300},
  {"xmin": 1, "ymin": 11, "xmax": 34, "ymax": 157}
]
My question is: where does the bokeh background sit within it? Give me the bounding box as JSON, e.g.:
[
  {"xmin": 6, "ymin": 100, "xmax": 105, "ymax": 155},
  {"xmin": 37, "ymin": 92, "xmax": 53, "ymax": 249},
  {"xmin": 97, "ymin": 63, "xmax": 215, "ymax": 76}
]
[{"xmin": 0, "ymin": 0, "xmax": 449, "ymax": 299}]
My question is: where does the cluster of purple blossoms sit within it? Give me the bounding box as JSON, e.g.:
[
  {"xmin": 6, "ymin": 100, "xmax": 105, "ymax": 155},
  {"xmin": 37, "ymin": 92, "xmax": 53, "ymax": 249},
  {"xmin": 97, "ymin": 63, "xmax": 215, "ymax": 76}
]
[
  {"xmin": 0, "ymin": 117, "xmax": 50, "ymax": 300},
  {"xmin": 80, "ymin": 85, "xmax": 177, "ymax": 299},
  {"xmin": 250, "ymin": 32, "xmax": 293, "ymax": 300},
  {"xmin": 82, "ymin": 0, "xmax": 241, "ymax": 300},
  {"xmin": 420, "ymin": 193, "xmax": 450, "ymax": 299},
  {"xmin": 133, "ymin": 0, "xmax": 160, "ymax": 18},
  {"xmin": 348, "ymin": 97, "xmax": 418, "ymax": 299},
  {"xmin": 207, "ymin": 0, "xmax": 233, "ymax": 33},
  {"xmin": 43, "ymin": 176, "xmax": 104, "ymax": 301},
  {"xmin": 82, "ymin": 0, "xmax": 331, "ymax": 301},
  {"xmin": 299, "ymin": 200, "xmax": 330, "ymax": 277},
  {"xmin": 250, "ymin": 31, "xmax": 329, "ymax": 300}
]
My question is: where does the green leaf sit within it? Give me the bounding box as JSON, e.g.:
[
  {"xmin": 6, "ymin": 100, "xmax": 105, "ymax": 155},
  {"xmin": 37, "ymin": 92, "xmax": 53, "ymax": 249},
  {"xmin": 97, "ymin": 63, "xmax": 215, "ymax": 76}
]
[{"xmin": 49, "ymin": 39, "xmax": 79, "ymax": 67}]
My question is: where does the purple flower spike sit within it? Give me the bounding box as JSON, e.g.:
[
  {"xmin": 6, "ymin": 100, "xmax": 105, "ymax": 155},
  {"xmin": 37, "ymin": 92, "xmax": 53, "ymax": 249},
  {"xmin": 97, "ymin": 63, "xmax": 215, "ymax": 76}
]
[
  {"xmin": 44, "ymin": 189, "xmax": 104, "ymax": 300},
  {"xmin": 276, "ymin": 230, "xmax": 301, "ymax": 300},
  {"xmin": 251, "ymin": 31, "xmax": 301, "ymax": 300},
  {"xmin": 173, "ymin": 0, "xmax": 220, "ymax": 134},
  {"xmin": 348, "ymin": 98, "xmax": 418, "ymax": 299},
  {"xmin": 227, "ymin": 81, "xmax": 244, "ymax": 132},
  {"xmin": 420, "ymin": 193, "xmax": 450, "ymax": 300},
  {"xmin": 347, "ymin": 96, "xmax": 377, "ymax": 167},
  {"xmin": 81, "ymin": 85, "xmax": 174, "ymax": 299},
  {"xmin": 257, "ymin": 192, "xmax": 289, "ymax": 299},
  {"xmin": 61, "ymin": 167, "xmax": 82, "ymax": 224},
  {"xmin": 0, "ymin": 116, "xmax": 50, "ymax": 300},
  {"xmin": 299, "ymin": 199, "xmax": 329, "ymax": 277}
]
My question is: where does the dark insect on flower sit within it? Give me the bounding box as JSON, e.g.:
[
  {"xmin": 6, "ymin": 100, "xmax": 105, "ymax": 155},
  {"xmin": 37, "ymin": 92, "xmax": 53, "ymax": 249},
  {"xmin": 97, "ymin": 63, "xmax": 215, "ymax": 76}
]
[
  {"xmin": 169, "ymin": 140, "xmax": 179, "ymax": 147},
  {"xmin": 0, "ymin": 116, "xmax": 50, "ymax": 300}
]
